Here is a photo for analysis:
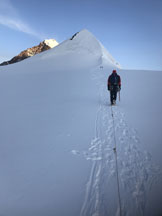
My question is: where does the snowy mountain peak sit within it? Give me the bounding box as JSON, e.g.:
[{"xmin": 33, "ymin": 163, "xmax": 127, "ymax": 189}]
[
  {"xmin": 69, "ymin": 29, "xmax": 121, "ymax": 68},
  {"xmin": 0, "ymin": 28, "xmax": 162, "ymax": 216},
  {"xmin": 43, "ymin": 39, "xmax": 58, "ymax": 48},
  {"xmin": 0, "ymin": 39, "xmax": 59, "ymax": 66},
  {"xmin": 40, "ymin": 29, "xmax": 120, "ymax": 69}
]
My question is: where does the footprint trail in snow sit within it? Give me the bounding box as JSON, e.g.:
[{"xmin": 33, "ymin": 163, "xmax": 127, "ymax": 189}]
[{"xmin": 72, "ymin": 67, "xmax": 161, "ymax": 216}]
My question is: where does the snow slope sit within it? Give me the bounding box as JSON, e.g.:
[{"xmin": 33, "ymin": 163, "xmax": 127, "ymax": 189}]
[{"xmin": 0, "ymin": 29, "xmax": 162, "ymax": 216}]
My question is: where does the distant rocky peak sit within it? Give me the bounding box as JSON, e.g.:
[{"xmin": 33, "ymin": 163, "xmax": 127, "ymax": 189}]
[{"xmin": 0, "ymin": 39, "xmax": 59, "ymax": 66}]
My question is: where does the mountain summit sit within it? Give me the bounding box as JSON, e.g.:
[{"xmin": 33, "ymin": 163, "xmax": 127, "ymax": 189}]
[
  {"xmin": 0, "ymin": 39, "xmax": 58, "ymax": 66},
  {"xmin": 34, "ymin": 29, "xmax": 120, "ymax": 69}
]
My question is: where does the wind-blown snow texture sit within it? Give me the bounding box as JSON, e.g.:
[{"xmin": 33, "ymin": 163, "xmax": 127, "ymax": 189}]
[{"xmin": 0, "ymin": 29, "xmax": 162, "ymax": 216}]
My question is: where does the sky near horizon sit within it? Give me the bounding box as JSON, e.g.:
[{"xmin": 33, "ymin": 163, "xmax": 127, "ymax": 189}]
[{"xmin": 0, "ymin": 0, "xmax": 162, "ymax": 70}]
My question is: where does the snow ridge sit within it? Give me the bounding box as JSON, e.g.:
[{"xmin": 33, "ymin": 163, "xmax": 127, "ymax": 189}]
[
  {"xmin": 39, "ymin": 29, "xmax": 120, "ymax": 70},
  {"xmin": 1, "ymin": 28, "xmax": 162, "ymax": 215}
]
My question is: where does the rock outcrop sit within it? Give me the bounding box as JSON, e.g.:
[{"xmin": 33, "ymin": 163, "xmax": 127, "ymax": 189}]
[{"xmin": 0, "ymin": 39, "xmax": 58, "ymax": 66}]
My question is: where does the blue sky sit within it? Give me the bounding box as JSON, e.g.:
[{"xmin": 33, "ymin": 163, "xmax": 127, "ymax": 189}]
[{"xmin": 0, "ymin": 0, "xmax": 162, "ymax": 70}]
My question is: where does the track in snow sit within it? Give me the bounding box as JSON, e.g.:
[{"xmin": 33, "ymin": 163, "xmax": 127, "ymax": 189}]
[{"xmin": 72, "ymin": 67, "xmax": 161, "ymax": 216}]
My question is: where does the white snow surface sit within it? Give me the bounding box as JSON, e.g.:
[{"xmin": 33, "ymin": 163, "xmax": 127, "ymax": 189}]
[
  {"xmin": 44, "ymin": 39, "xmax": 58, "ymax": 48},
  {"xmin": 0, "ymin": 29, "xmax": 162, "ymax": 216}
]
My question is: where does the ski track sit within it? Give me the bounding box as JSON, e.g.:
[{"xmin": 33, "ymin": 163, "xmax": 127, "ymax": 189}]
[{"xmin": 71, "ymin": 67, "xmax": 161, "ymax": 216}]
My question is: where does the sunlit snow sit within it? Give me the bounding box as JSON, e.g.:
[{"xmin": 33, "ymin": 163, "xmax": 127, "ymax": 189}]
[{"xmin": 0, "ymin": 29, "xmax": 161, "ymax": 216}]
